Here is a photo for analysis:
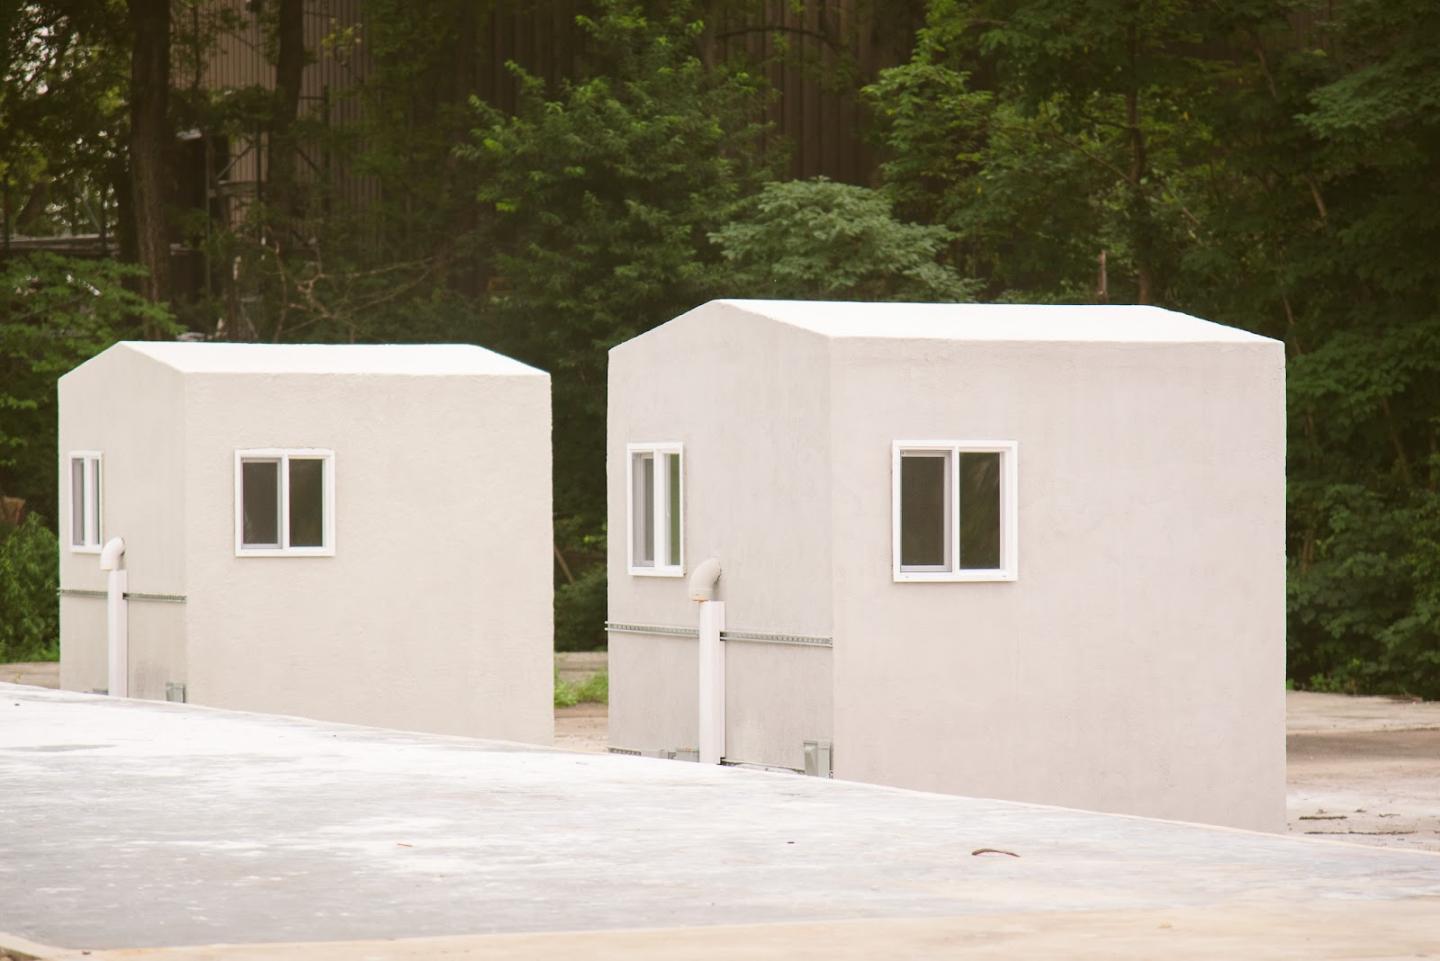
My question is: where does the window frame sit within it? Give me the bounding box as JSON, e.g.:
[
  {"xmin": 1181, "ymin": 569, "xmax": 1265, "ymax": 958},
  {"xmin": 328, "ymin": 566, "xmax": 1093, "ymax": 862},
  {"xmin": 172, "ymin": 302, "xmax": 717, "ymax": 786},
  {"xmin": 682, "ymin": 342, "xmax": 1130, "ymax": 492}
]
[
  {"xmin": 891, "ymin": 440, "xmax": 1018, "ymax": 583},
  {"xmin": 67, "ymin": 450, "xmax": 103, "ymax": 554},
  {"xmin": 233, "ymin": 448, "xmax": 336, "ymax": 558},
  {"xmin": 626, "ymin": 441, "xmax": 685, "ymax": 577}
]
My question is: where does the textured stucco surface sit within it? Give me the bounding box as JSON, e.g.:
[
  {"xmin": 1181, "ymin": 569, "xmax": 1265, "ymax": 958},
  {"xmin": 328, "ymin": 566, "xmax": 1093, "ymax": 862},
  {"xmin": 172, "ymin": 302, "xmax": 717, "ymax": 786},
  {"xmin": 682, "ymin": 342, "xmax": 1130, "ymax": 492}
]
[
  {"xmin": 606, "ymin": 300, "xmax": 1285, "ymax": 831},
  {"xmin": 828, "ymin": 335, "xmax": 1286, "ymax": 831},
  {"xmin": 58, "ymin": 346, "xmax": 187, "ymax": 696},
  {"xmin": 1, "ymin": 686, "xmax": 1436, "ymax": 954},
  {"xmin": 608, "ymin": 304, "xmax": 835, "ymax": 769},
  {"xmin": 57, "ymin": 342, "xmax": 553, "ymax": 745}
]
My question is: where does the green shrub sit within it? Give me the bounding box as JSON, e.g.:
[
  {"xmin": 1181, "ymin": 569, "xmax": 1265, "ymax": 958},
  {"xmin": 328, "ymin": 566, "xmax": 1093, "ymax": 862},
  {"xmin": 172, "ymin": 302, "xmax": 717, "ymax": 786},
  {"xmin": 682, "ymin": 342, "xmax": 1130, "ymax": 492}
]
[
  {"xmin": 555, "ymin": 562, "xmax": 607, "ymax": 652},
  {"xmin": 553, "ymin": 670, "xmax": 608, "ymax": 708},
  {"xmin": 553, "ymin": 671, "xmax": 580, "ymax": 708},
  {"xmin": 575, "ymin": 670, "xmax": 608, "ymax": 705},
  {"xmin": 0, "ymin": 515, "xmax": 59, "ymax": 662}
]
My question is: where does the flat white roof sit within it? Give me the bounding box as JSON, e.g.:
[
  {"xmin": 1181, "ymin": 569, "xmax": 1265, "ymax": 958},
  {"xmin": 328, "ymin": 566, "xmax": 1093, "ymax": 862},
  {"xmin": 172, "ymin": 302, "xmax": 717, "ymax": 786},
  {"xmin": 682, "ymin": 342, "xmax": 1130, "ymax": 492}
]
[
  {"xmin": 716, "ymin": 299, "xmax": 1276, "ymax": 344},
  {"xmin": 118, "ymin": 341, "xmax": 544, "ymax": 376}
]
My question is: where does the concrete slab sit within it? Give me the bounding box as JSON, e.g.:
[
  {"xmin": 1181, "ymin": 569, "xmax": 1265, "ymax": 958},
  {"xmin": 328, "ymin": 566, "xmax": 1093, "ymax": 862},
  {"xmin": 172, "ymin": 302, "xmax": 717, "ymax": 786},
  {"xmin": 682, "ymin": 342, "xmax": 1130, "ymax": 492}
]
[{"xmin": 3, "ymin": 683, "xmax": 1439, "ymax": 957}]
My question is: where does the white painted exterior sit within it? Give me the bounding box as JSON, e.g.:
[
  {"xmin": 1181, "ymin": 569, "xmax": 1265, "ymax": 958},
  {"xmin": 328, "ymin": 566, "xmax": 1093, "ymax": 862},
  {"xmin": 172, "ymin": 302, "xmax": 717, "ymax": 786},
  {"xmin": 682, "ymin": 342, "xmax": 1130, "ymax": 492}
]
[
  {"xmin": 59, "ymin": 342, "xmax": 553, "ymax": 745},
  {"xmin": 608, "ymin": 300, "xmax": 1286, "ymax": 831}
]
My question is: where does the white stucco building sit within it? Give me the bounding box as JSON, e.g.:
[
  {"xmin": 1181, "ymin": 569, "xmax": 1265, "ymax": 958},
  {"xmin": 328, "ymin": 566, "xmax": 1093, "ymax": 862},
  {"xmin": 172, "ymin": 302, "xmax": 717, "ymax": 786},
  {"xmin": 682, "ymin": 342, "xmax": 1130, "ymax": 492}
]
[
  {"xmin": 607, "ymin": 300, "xmax": 1286, "ymax": 831},
  {"xmin": 59, "ymin": 342, "xmax": 553, "ymax": 745}
]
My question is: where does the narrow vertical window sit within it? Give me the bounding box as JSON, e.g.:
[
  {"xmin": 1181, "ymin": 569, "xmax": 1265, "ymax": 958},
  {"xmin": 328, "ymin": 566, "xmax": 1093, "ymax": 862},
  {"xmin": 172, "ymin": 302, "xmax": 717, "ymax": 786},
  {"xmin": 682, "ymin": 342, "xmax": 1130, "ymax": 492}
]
[
  {"xmin": 665, "ymin": 452, "xmax": 682, "ymax": 567},
  {"xmin": 68, "ymin": 452, "xmax": 103, "ymax": 551},
  {"xmin": 899, "ymin": 451, "xmax": 950, "ymax": 570},
  {"xmin": 893, "ymin": 441, "xmax": 1017, "ymax": 581},
  {"xmin": 241, "ymin": 460, "xmax": 280, "ymax": 548},
  {"xmin": 958, "ymin": 452, "xmax": 1001, "ymax": 570},
  {"xmin": 287, "ymin": 458, "xmax": 325, "ymax": 548},
  {"xmin": 70, "ymin": 457, "xmax": 86, "ymax": 547},
  {"xmin": 631, "ymin": 452, "xmax": 655, "ymax": 567},
  {"xmin": 627, "ymin": 443, "xmax": 683, "ymax": 575},
  {"xmin": 91, "ymin": 459, "xmax": 102, "ymax": 546},
  {"xmin": 236, "ymin": 450, "xmax": 334, "ymax": 555}
]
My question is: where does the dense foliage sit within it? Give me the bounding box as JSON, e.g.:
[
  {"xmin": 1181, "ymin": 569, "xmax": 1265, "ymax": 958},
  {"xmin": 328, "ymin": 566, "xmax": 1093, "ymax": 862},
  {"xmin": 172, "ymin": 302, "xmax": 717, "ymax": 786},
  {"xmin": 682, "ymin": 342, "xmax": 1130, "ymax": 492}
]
[
  {"xmin": 0, "ymin": 254, "xmax": 173, "ymax": 523},
  {"xmin": 0, "ymin": 515, "xmax": 60, "ymax": 661},
  {"xmin": 2, "ymin": 0, "xmax": 1437, "ymax": 691},
  {"xmin": 858, "ymin": 0, "xmax": 1440, "ymax": 696}
]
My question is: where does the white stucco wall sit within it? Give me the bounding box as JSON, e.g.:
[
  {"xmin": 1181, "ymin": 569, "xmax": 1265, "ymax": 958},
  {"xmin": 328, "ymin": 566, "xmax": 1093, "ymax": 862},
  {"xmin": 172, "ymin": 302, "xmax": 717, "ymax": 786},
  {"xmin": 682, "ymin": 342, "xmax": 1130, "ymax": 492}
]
[
  {"xmin": 181, "ymin": 366, "xmax": 553, "ymax": 744},
  {"xmin": 607, "ymin": 304, "xmax": 834, "ymax": 769},
  {"xmin": 59, "ymin": 342, "xmax": 553, "ymax": 746},
  {"xmin": 608, "ymin": 300, "xmax": 1284, "ymax": 831},
  {"xmin": 828, "ymin": 335, "xmax": 1286, "ymax": 831},
  {"xmin": 58, "ymin": 347, "xmax": 188, "ymax": 698}
]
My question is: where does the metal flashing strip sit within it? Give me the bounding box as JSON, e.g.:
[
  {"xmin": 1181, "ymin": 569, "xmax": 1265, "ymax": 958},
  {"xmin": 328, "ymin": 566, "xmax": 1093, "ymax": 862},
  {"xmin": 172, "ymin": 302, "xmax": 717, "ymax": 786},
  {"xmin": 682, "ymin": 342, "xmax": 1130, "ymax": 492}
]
[
  {"xmin": 604, "ymin": 622, "xmax": 832, "ymax": 648},
  {"xmin": 605, "ymin": 622, "xmax": 699, "ymax": 639},
  {"xmin": 722, "ymin": 629, "xmax": 832, "ymax": 648},
  {"xmin": 127, "ymin": 592, "xmax": 186, "ymax": 604},
  {"xmin": 59, "ymin": 588, "xmax": 186, "ymax": 603}
]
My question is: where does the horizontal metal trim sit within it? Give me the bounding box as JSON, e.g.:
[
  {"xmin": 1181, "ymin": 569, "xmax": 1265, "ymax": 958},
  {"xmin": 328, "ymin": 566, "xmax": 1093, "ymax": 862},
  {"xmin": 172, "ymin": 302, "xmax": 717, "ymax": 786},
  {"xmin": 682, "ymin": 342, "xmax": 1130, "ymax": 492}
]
[
  {"xmin": 128, "ymin": 592, "xmax": 187, "ymax": 604},
  {"xmin": 604, "ymin": 622, "xmax": 699, "ymax": 639},
  {"xmin": 604, "ymin": 621, "xmax": 832, "ymax": 648},
  {"xmin": 59, "ymin": 588, "xmax": 187, "ymax": 604},
  {"xmin": 722, "ymin": 630, "xmax": 832, "ymax": 648}
]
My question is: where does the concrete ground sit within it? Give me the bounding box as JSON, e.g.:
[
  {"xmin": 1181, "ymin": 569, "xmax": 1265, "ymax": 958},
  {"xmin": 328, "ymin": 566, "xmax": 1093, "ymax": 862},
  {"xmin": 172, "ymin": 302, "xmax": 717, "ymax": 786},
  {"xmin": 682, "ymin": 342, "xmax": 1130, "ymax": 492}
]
[
  {"xmin": 2, "ymin": 683, "xmax": 1440, "ymax": 960},
  {"xmin": 555, "ymin": 684, "xmax": 1440, "ymax": 854},
  {"xmin": 11, "ymin": 661, "xmax": 1440, "ymax": 853}
]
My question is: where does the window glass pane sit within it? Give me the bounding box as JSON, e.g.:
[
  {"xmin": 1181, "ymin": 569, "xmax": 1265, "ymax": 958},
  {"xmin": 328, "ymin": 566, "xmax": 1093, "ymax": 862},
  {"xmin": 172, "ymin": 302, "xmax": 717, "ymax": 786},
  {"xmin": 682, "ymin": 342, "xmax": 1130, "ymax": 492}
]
[
  {"xmin": 900, "ymin": 453, "xmax": 948, "ymax": 569},
  {"xmin": 632, "ymin": 452, "xmax": 654, "ymax": 565},
  {"xmin": 71, "ymin": 458, "xmax": 85, "ymax": 546},
  {"xmin": 288, "ymin": 458, "xmax": 325, "ymax": 547},
  {"xmin": 91, "ymin": 459, "xmax": 101, "ymax": 544},
  {"xmin": 666, "ymin": 452, "xmax": 681, "ymax": 567},
  {"xmin": 242, "ymin": 460, "xmax": 280, "ymax": 547},
  {"xmin": 959, "ymin": 452, "xmax": 1002, "ymax": 569}
]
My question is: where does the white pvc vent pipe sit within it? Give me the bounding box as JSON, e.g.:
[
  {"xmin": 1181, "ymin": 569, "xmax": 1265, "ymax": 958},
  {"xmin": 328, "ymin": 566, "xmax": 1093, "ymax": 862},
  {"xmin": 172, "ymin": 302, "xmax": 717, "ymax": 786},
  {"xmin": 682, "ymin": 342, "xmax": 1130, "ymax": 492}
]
[
  {"xmin": 690, "ymin": 558, "xmax": 724, "ymax": 764},
  {"xmin": 99, "ymin": 537, "xmax": 127, "ymax": 697}
]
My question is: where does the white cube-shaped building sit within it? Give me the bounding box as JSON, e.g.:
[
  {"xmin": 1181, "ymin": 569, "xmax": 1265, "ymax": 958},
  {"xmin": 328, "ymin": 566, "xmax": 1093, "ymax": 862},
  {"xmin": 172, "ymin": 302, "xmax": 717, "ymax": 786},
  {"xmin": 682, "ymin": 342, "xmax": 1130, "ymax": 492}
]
[
  {"xmin": 608, "ymin": 300, "xmax": 1285, "ymax": 831},
  {"xmin": 59, "ymin": 342, "xmax": 553, "ymax": 744}
]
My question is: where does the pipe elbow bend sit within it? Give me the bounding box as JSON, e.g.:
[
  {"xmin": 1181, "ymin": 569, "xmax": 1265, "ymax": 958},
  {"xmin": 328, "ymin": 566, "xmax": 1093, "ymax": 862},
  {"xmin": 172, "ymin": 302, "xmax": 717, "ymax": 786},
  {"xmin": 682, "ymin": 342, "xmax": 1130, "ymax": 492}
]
[
  {"xmin": 99, "ymin": 537, "xmax": 126, "ymax": 571},
  {"xmin": 688, "ymin": 557, "xmax": 721, "ymax": 602}
]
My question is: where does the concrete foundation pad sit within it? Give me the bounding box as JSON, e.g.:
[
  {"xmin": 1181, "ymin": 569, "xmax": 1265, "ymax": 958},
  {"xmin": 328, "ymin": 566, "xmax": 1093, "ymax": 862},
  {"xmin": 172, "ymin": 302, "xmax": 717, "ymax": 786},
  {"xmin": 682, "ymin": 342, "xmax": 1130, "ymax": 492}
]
[{"xmin": 3, "ymin": 684, "xmax": 1438, "ymax": 957}]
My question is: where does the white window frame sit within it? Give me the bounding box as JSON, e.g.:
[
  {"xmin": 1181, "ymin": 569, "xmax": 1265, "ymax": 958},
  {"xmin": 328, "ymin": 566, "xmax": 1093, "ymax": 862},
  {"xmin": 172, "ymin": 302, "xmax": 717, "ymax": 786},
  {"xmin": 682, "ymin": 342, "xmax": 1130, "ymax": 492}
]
[
  {"xmin": 234, "ymin": 448, "xmax": 336, "ymax": 557},
  {"xmin": 67, "ymin": 451, "xmax": 103, "ymax": 553},
  {"xmin": 892, "ymin": 440, "xmax": 1018, "ymax": 583},
  {"xmin": 626, "ymin": 442, "xmax": 685, "ymax": 577}
]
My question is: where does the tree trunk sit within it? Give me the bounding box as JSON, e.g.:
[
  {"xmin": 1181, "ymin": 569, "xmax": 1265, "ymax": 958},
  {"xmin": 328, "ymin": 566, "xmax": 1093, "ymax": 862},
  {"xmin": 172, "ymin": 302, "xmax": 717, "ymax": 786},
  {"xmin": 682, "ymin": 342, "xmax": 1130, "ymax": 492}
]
[
  {"xmin": 127, "ymin": 0, "xmax": 171, "ymax": 305},
  {"xmin": 268, "ymin": 0, "xmax": 306, "ymax": 223}
]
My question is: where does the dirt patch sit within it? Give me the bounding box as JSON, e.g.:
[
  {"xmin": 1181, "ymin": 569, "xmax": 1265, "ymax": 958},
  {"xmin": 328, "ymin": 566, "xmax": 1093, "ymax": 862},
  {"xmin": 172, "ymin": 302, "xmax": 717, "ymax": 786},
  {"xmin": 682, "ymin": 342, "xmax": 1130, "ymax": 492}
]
[
  {"xmin": 0, "ymin": 663, "xmax": 57, "ymax": 689},
  {"xmin": 554, "ymin": 702, "xmax": 608, "ymax": 754},
  {"xmin": 1287, "ymin": 728, "xmax": 1440, "ymax": 852}
]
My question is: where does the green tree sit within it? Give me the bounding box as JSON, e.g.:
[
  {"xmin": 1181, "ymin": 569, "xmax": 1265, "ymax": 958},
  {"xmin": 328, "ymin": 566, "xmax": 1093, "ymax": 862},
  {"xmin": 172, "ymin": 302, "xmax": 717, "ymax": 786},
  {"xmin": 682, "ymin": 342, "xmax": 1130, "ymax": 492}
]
[
  {"xmin": 459, "ymin": 0, "xmax": 775, "ymax": 530},
  {"xmin": 0, "ymin": 2, "xmax": 130, "ymax": 247},
  {"xmin": 710, "ymin": 178, "xmax": 976, "ymax": 301},
  {"xmin": 871, "ymin": 0, "xmax": 1440, "ymax": 694},
  {"xmin": 0, "ymin": 253, "xmax": 174, "ymax": 521},
  {"xmin": 0, "ymin": 514, "xmax": 60, "ymax": 661}
]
